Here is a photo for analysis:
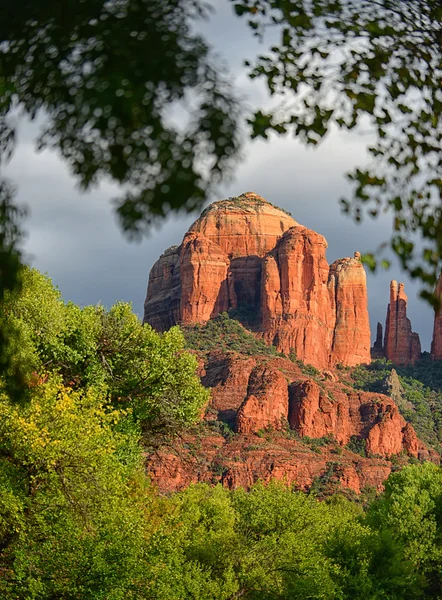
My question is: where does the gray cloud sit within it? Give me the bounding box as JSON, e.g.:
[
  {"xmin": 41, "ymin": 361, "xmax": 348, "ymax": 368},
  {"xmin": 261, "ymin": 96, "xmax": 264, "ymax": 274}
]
[{"xmin": 3, "ymin": 1, "xmax": 435, "ymax": 352}]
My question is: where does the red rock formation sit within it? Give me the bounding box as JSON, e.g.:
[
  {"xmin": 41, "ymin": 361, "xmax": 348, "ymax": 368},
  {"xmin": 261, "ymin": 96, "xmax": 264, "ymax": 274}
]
[
  {"xmin": 384, "ymin": 281, "xmax": 421, "ymax": 364},
  {"xmin": 260, "ymin": 225, "xmax": 335, "ymax": 367},
  {"xmin": 146, "ymin": 351, "xmax": 438, "ymax": 495},
  {"xmin": 143, "ymin": 245, "xmax": 181, "ymax": 331},
  {"xmin": 144, "ymin": 192, "xmax": 371, "ymax": 368},
  {"xmin": 147, "ymin": 432, "xmax": 395, "ymax": 495},
  {"xmin": 431, "ymin": 274, "xmax": 442, "ymax": 360},
  {"xmin": 371, "ymin": 322, "xmax": 384, "ymax": 359},
  {"xmin": 236, "ymin": 367, "xmax": 289, "ymax": 433},
  {"xmin": 288, "ymin": 378, "xmax": 421, "ymax": 457},
  {"xmin": 179, "ymin": 232, "xmax": 230, "ymax": 325},
  {"xmin": 328, "ymin": 253, "xmax": 371, "ymax": 366},
  {"xmin": 188, "ymin": 192, "xmax": 297, "ymax": 257},
  {"xmin": 374, "ymin": 322, "xmax": 383, "ymax": 349},
  {"xmin": 202, "ymin": 353, "xmax": 257, "ymax": 426},
  {"xmin": 206, "ymin": 352, "xmax": 430, "ymax": 461}
]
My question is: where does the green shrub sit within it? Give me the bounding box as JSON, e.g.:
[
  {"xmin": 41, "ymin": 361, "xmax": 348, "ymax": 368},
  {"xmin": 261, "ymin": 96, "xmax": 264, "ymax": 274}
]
[
  {"xmin": 183, "ymin": 312, "xmax": 280, "ymax": 357},
  {"xmin": 346, "ymin": 436, "xmax": 367, "ymax": 457},
  {"xmin": 350, "ymin": 358, "xmax": 442, "ymax": 454}
]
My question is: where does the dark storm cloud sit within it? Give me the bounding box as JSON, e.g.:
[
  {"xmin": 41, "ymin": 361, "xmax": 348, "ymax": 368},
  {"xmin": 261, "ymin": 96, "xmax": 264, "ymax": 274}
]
[{"xmin": 3, "ymin": 0, "xmax": 435, "ymax": 350}]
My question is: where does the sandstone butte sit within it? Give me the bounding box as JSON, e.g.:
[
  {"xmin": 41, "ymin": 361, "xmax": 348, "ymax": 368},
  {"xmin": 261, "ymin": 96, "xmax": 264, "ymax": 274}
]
[
  {"xmin": 372, "ymin": 280, "xmax": 421, "ymax": 365},
  {"xmin": 143, "ymin": 192, "xmax": 439, "ymax": 496},
  {"xmin": 144, "ymin": 192, "xmax": 371, "ymax": 369}
]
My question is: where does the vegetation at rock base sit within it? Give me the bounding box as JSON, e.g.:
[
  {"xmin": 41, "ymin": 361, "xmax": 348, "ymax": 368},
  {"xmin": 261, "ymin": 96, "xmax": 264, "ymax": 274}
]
[
  {"xmin": 351, "ymin": 357, "xmax": 442, "ymax": 454},
  {"xmin": 2, "ymin": 267, "xmax": 442, "ymax": 597},
  {"xmin": 183, "ymin": 312, "xmax": 280, "ymax": 357}
]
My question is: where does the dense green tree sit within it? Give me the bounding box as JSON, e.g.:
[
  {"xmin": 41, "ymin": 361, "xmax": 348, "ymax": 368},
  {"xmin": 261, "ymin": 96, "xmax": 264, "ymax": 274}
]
[
  {"xmin": 2, "ymin": 268, "xmax": 209, "ymax": 434},
  {"xmin": 0, "ymin": 267, "xmax": 210, "ymax": 597},
  {"xmin": 0, "ymin": 378, "xmax": 150, "ymax": 598},
  {"xmin": 141, "ymin": 480, "xmax": 422, "ymax": 599},
  {"xmin": 365, "ymin": 462, "xmax": 442, "ymax": 597}
]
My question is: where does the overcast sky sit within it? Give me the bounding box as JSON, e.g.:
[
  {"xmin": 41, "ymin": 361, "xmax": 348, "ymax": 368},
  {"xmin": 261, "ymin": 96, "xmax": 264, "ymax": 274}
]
[{"xmin": 4, "ymin": 1, "xmax": 436, "ymax": 350}]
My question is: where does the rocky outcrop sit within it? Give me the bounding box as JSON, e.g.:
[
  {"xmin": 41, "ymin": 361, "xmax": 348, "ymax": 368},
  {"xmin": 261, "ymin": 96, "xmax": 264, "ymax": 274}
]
[
  {"xmin": 147, "ymin": 351, "xmax": 437, "ymax": 494},
  {"xmin": 383, "ymin": 281, "xmax": 421, "ymax": 364},
  {"xmin": 288, "ymin": 378, "xmax": 421, "ymax": 457},
  {"xmin": 147, "ymin": 435, "xmax": 395, "ymax": 495},
  {"xmin": 203, "ymin": 351, "xmax": 429, "ymax": 460},
  {"xmin": 143, "ymin": 245, "xmax": 181, "ymax": 332},
  {"xmin": 260, "ymin": 225, "xmax": 335, "ymax": 366},
  {"xmin": 236, "ymin": 367, "xmax": 289, "ymax": 433},
  {"xmin": 188, "ymin": 191, "xmax": 297, "ymax": 257},
  {"xmin": 431, "ymin": 274, "xmax": 442, "ymax": 360},
  {"xmin": 179, "ymin": 232, "xmax": 231, "ymax": 325},
  {"xmin": 371, "ymin": 322, "xmax": 384, "ymax": 359},
  {"xmin": 328, "ymin": 253, "xmax": 371, "ymax": 366},
  {"xmin": 144, "ymin": 192, "xmax": 371, "ymax": 368}
]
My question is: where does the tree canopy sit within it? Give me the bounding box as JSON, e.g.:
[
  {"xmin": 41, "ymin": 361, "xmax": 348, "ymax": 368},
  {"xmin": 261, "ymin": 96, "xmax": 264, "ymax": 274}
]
[
  {"xmin": 2, "ymin": 0, "xmax": 442, "ymax": 301},
  {"xmin": 0, "ymin": 0, "xmax": 241, "ymax": 233},
  {"xmin": 232, "ymin": 0, "xmax": 442, "ymax": 301},
  {"xmin": 2, "ymin": 0, "xmax": 442, "ymax": 307}
]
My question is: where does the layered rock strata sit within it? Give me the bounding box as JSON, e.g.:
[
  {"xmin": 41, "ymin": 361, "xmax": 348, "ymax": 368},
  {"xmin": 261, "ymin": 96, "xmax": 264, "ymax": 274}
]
[
  {"xmin": 144, "ymin": 192, "xmax": 371, "ymax": 369},
  {"xmin": 383, "ymin": 281, "xmax": 421, "ymax": 364},
  {"xmin": 147, "ymin": 351, "xmax": 437, "ymax": 494}
]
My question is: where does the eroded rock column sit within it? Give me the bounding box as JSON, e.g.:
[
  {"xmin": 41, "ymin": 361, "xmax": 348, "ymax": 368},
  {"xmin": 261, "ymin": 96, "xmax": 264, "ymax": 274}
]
[{"xmin": 384, "ymin": 281, "xmax": 421, "ymax": 364}]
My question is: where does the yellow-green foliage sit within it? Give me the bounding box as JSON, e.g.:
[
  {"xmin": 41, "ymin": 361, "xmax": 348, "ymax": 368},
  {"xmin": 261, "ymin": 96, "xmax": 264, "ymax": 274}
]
[{"xmin": 1, "ymin": 268, "xmax": 442, "ymax": 598}]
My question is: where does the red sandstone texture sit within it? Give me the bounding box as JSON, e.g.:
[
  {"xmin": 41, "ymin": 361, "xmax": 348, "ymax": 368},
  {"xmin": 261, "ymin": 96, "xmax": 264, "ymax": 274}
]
[
  {"xmin": 147, "ymin": 351, "xmax": 437, "ymax": 495},
  {"xmin": 328, "ymin": 253, "xmax": 371, "ymax": 366},
  {"xmin": 147, "ymin": 433, "xmax": 395, "ymax": 495},
  {"xmin": 383, "ymin": 281, "xmax": 421, "ymax": 365},
  {"xmin": 431, "ymin": 274, "xmax": 442, "ymax": 360},
  {"xmin": 236, "ymin": 367, "xmax": 289, "ymax": 434},
  {"xmin": 144, "ymin": 192, "xmax": 371, "ymax": 368},
  {"xmin": 289, "ymin": 379, "xmax": 422, "ymax": 457}
]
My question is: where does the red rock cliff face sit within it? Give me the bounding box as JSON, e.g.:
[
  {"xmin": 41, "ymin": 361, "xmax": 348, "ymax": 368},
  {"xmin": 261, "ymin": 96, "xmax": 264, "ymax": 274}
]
[
  {"xmin": 260, "ymin": 226, "xmax": 335, "ymax": 367},
  {"xmin": 144, "ymin": 192, "xmax": 371, "ymax": 368},
  {"xmin": 179, "ymin": 232, "xmax": 231, "ymax": 325},
  {"xmin": 188, "ymin": 191, "xmax": 297, "ymax": 257},
  {"xmin": 288, "ymin": 378, "xmax": 420, "ymax": 457},
  {"xmin": 236, "ymin": 366, "xmax": 289, "ymax": 434},
  {"xmin": 143, "ymin": 245, "xmax": 181, "ymax": 332},
  {"xmin": 147, "ymin": 351, "xmax": 437, "ymax": 495},
  {"xmin": 384, "ymin": 281, "xmax": 421, "ymax": 364},
  {"xmin": 328, "ymin": 253, "xmax": 371, "ymax": 366},
  {"xmin": 431, "ymin": 275, "xmax": 442, "ymax": 360}
]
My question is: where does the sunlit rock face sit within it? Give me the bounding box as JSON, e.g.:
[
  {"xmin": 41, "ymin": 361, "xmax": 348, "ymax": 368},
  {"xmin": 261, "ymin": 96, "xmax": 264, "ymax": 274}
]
[
  {"xmin": 144, "ymin": 192, "xmax": 371, "ymax": 368},
  {"xmin": 147, "ymin": 351, "xmax": 437, "ymax": 495},
  {"xmin": 384, "ymin": 281, "xmax": 421, "ymax": 365}
]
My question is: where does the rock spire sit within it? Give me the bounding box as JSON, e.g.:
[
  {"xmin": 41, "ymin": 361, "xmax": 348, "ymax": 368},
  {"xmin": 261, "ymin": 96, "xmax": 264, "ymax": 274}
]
[
  {"xmin": 383, "ymin": 281, "xmax": 421, "ymax": 364},
  {"xmin": 431, "ymin": 274, "xmax": 442, "ymax": 360}
]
